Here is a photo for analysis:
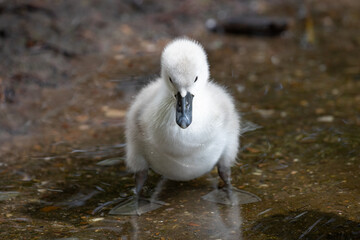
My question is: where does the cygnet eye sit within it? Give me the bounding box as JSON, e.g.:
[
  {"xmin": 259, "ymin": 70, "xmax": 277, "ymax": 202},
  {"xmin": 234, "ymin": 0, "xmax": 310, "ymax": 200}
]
[
  {"xmin": 169, "ymin": 77, "xmax": 173, "ymax": 83},
  {"xmin": 194, "ymin": 76, "xmax": 198, "ymax": 82}
]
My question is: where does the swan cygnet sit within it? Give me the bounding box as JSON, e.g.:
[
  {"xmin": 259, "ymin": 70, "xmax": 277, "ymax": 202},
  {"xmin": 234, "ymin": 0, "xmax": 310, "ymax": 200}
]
[{"xmin": 125, "ymin": 38, "xmax": 240, "ymax": 201}]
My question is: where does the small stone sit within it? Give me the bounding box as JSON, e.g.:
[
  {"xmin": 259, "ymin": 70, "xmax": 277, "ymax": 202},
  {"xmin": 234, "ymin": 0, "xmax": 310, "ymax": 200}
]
[
  {"xmin": 106, "ymin": 109, "xmax": 126, "ymax": 118},
  {"xmin": 79, "ymin": 124, "xmax": 89, "ymax": 130},
  {"xmin": 252, "ymin": 169, "xmax": 263, "ymax": 176},
  {"xmin": 102, "ymin": 106, "xmax": 126, "ymax": 118},
  {"xmin": 89, "ymin": 217, "xmax": 104, "ymax": 222},
  {"xmin": 315, "ymin": 108, "xmax": 325, "ymax": 114},
  {"xmin": 300, "ymin": 100, "xmax": 309, "ymax": 107},
  {"xmin": 236, "ymin": 84, "xmax": 245, "ymax": 93},
  {"xmin": 114, "ymin": 54, "xmax": 125, "ymax": 60},
  {"xmin": 256, "ymin": 109, "xmax": 275, "ymax": 118},
  {"xmin": 331, "ymin": 88, "xmax": 339, "ymax": 95},
  {"xmin": 271, "ymin": 55, "xmax": 280, "ymax": 65},
  {"xmin": 317, "ymin": 115, "xmax": 334, "ymax": 123}
]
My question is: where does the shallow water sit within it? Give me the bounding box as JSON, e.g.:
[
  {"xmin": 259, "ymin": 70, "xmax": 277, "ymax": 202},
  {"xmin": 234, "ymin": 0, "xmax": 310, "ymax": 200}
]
[{"xmin": 1, "ymin": 0, "xmax": 360, "ymax": 239}]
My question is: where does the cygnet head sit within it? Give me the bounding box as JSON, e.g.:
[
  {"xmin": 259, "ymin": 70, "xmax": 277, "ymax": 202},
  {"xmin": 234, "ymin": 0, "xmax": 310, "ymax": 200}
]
[{"xmin": 161, "ymin": 38, "xmax": 210, "ymax": 129}]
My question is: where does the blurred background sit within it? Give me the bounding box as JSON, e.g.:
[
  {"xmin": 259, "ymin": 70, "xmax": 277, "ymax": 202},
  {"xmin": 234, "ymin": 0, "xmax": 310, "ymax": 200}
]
[{"xmin": 0, "ymin": 0, "xmax": 359, "ymax": 239}]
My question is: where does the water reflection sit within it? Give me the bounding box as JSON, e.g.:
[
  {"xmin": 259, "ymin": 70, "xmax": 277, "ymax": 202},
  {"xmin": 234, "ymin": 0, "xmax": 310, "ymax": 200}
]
[
  {"xmin": 106, "ymin": 176, "xmax": 250, "ymax": 239},
  {"xmin": 20, "ymin": 163, "xmax": 252, "ymax": 239},
  {"xmin": 203, "ymin": 178, "xmax": 244, "ymax": 239}
]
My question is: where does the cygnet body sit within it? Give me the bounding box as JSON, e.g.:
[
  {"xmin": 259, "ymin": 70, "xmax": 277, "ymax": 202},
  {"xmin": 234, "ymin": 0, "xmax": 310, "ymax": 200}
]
[{"xmin": 125, "ymin": 38, "xmax": 240, "ymax": 189}]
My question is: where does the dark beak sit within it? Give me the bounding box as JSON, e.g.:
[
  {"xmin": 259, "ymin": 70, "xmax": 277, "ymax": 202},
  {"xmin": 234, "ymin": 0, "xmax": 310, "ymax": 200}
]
[{"xmin": 176, "ymin": 92, "xmax": 193, "ymax": 129}]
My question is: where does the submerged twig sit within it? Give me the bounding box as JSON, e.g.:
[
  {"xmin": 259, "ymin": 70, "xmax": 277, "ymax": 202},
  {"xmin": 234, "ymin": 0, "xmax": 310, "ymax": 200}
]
[
  {"xmin": 257, "ymin": 208, "xmax": 272, "ymax": 216},
  {"xmin": 298, "ymin": 217, "xmax": 323, "ymax": 239},
  {"xmin": 289, "ymin": 211, "xmax": 308, "ymax": 222}
]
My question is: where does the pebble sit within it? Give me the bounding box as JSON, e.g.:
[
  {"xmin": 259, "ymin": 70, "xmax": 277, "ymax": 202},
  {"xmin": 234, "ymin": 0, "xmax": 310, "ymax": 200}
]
[
  {"xmin": 252, "ymin": 169, "xmax": 263, "ymax": 176},
  {"xmin": 317, "ymin": 115, "xmax": 334, "ymax": 122},
  {"xmin": 89, "ymin": 217, "xmax": 104, "ymax": 222}
]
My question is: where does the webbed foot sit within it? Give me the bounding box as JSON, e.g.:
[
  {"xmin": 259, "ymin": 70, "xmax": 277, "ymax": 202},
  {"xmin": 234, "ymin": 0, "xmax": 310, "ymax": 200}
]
[
  {"xmin": 109, "ymin": 196, "xmax": 165, "ymax": 215},
  {"xmin": 201, "ymin": 187, "xmax": 261, "ymax": 205},
  {"xmin": 202, "ymin": 164, "xmax": 261, "ymax": 205}
]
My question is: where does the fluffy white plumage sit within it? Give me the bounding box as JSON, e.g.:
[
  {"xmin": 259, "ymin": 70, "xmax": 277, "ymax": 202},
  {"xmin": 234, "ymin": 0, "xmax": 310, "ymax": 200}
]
[{"xmin": 125, "ymin": 38, "xmax": 240, "ymax": 181}]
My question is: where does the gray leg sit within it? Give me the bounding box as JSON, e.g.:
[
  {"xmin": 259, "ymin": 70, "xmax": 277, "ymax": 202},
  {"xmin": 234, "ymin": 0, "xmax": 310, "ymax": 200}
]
[
  {"xmin": 135, "ymin": 169, "xmax": 148, "ymax": 195},
  {"xmin": 108, "ymin": 169, "xmax": 165, "ymax": 215},
  {"xmin": 217, "ymin": 164, "xmax": 232, "ymax": 198},
  {"xmin": 135, "ymin": 169, "xmax": 148, "ymax": 215},
  {"xmin": 201, "ymin": 164, "xmax": 235, "ymax": 205},
  {"xmin": 217, "ymin": 164, "xmax": 231, "ymax": 188}
]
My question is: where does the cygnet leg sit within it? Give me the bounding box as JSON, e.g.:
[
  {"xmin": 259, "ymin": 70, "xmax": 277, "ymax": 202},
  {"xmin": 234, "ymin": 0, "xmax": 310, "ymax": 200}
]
[
  {"xmin": 201, "ymin": 164, "xmax": 236, "ymax": 205},
  {"xmin": 135, "ymin": 169, "xmax": 148, "ymax": 196},
  {"xmin": 217, "ymin": 164, "xmax": 233, "ymax": 197},
  {"xmin": 108, "ymin": 169, "xmax": 165, "ymax": 215},
  {"xmin": 135, "ymin": 169, "xmax": 148, "ymax": 215}
]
